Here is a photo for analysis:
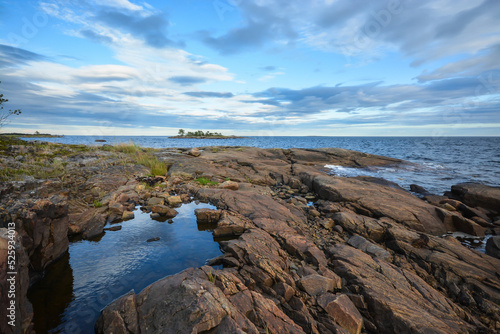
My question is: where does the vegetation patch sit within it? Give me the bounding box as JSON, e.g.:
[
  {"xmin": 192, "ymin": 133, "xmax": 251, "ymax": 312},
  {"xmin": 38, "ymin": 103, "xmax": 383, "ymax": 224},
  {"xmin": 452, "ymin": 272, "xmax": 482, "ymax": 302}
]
[{"xmin": 195, "ymin": 177, "xmax": 219, "ymax": 186}]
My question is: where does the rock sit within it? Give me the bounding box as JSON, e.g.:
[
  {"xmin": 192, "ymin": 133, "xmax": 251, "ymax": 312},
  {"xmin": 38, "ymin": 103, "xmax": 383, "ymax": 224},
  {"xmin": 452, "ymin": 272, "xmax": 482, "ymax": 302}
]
[
  {"xmin": 450, "ymin": 183, "xmax": 500, "ymax": 213},
  {"xmin": 306, "ymin": 175, "xmax": 448, "ymax": 235},
  {"xmin": 274, "ymin": 282, "xmax": 295, "ymax": 302},
  {"xmin": 410, "ymin": 184, "xmax": 430, "ymax": 195},
  {"xmin": 213, "ymin": 212, "xmax": 254, "ymax": 237},
  {"xmin": 188, "ymin": 147, "xmax": 201, "ymax": 157},
  {"xmin": 15, "ymin": 195, "xmax": 69, "ymax": 271},
  {"xmin": 330, "ymin": 244, "xmax": 475, "ymax": 333},
  {"xmin": 441, "ymin": 203, "xmax": 456, "ymax": 211},
  {"xmin": 147, "ymin": 197, "xmax": 164, "ymax": 206},
  {"xmin": 69, "ymin": 208, "xmax": 106, "ymax": 239},
  {"xmin": 166, "ymin": 196, "xmax": 182, "ymax": 206},
  {"xmin": 150, "ymin": 213, "xmax": 161, "ymax": 219},
  {"xmin": 147, "ymin": 237, "xmax": 160, "ymax": 242},
  {"xmin": 122, "ymin": 211, "xmax": 134, "ymax": 220},
  {"xmin": 309, "ymin": 208, "xmax": 321, "ymax": 217},
  {"xmin": 317, "ymin": 293, "xmax": 363, "ymax": 334},
  {"xmin": 151, "ymin": 205, "xmax": 178, "ymax": 218},
  {"xmin": 219, "ymin": 181, "xmax": 239, "ymax": 191},
  {"xmin": 96, "ymin": 268, "xmax": 260, "ymax": 334},
  {"xmin": 195, "ymin": 208, "xmax": 222, "ymax": 223},
  {"xmin": 334, "ymin": 225, "xmax": 343, "ymax": 234},
  {"xmin": 104, "ymin": 226, "xmax": 122, "ymax": 231},
  {"xmin": 0, "ymin": 229, "xmax": 31, "ymax": 333},
  {"xmin": 347, "ymin": 235, "xmax": 391, "ymax": 260},
  {"xmin": 298, "ymin": 274, "xmax": 339, "ymax": 296},
  {"xmin": 435, "ymin": 207, "xmax": 486, "ymax": 236},
  {"xmin": 485, "ymin": 236, "xmax": 500, "ymax": 259}
]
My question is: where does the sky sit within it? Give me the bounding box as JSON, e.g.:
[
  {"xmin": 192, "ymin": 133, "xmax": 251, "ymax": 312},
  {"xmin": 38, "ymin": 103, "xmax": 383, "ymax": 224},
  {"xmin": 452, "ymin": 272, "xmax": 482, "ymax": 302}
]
[{"xmin": 0, "ymin": 0, "xmax": 499, "ymax": 136}]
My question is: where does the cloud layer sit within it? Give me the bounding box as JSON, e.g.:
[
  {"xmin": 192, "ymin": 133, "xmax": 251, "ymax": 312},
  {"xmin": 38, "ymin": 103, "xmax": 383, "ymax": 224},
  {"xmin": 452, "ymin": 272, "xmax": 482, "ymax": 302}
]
[{"xmin": 0, "ymin": 0, "xmax": 499, "ymax": 136}]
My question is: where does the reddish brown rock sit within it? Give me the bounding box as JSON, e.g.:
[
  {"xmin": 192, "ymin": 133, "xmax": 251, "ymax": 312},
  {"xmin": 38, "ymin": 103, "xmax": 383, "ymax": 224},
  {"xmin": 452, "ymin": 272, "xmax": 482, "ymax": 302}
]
[
  {"xmin": 299, "ymin": 274, "xmax": 339, "ymax": 296},
  {"xmin": 151, "ymin": 205, "xmax": 178, "ymax": 218},
  {"xmin": 195, "ymin": 208, "xmax": 222, "ymax": 223},
  {"xmin": 451, "ymin": 183, "xmax": 500, "ymax": 213},
  {"xmin": 219, "ymin": 180, "xmax": 239, "ymax": 190},
  {"xmin": 318, "ymin": 293, "xmax": 363, "ymax": 334}
]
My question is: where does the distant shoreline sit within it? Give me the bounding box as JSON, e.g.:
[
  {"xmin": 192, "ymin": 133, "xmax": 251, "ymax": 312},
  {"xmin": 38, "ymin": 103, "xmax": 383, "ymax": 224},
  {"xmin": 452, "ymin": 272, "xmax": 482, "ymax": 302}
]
[{"xmin": 0, "ymin": 133, "xmax": 64, "ymax": 138}]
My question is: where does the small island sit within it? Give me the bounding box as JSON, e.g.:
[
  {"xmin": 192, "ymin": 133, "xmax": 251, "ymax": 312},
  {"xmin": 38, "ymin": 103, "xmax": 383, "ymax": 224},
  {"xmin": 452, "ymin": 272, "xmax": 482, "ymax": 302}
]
[{"xmin": 170, "ymin": 129, "xmax": 244, "ymax": 139}]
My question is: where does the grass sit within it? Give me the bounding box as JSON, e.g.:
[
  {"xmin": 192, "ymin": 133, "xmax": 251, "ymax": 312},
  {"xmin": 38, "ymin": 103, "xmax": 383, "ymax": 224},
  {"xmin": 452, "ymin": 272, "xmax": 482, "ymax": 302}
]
[
  {"xmin": 105, "ymin": 141, "xmax": 169, "ymax": 176},
  {"xmin": 195, "ymin": 177, "xmax": 219, "ymax": 186},
  {"xmin": 93, "ymin": 200, "xmax": 103, "ymax": 208},
  {"xmin": 207, "ymin": 271, "xmax": 216, "ymax": 284}
]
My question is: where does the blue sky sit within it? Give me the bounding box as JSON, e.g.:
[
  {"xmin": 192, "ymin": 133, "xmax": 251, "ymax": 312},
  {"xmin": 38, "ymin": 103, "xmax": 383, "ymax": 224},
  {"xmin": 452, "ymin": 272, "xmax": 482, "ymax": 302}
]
[{"xmin": 0, "ymin": 0, "xmax": 499, "ymax": 136}]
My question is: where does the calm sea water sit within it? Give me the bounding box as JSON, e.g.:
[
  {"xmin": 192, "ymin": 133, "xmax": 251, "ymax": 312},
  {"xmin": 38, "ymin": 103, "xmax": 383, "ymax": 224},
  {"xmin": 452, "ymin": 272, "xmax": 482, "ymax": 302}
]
[{"xmin": 24, "ymin": 136, "xmax": 500, "ymax": 195}]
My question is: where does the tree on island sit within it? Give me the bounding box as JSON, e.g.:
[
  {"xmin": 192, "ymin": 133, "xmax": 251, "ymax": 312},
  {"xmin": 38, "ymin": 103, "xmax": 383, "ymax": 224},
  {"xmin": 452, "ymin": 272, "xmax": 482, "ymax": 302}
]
[
  {"xmin": 0, "ymin": 81, "xmax": 21, "ymax": 129},
  {"xmin": 177, "ymin": 129, "xmax": 225, "ymax": 137}
]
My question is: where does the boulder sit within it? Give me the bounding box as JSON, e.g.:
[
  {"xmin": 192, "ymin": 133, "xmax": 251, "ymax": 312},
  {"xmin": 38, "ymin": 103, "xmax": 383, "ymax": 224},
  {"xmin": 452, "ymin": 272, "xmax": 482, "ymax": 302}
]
[
  {"xmin": 219, "ymin": 181, "xmax": 239, "ymax": 191},
  {"xmin": 69, "ymin": 208, "xmax": 106, "ymax": 239},
  {"xmin": 96, "ymin": 268, "xmax": 260, "ymax": 334},
  {"xmin": 166, "ymin": 196, "xmax": 182, "ymax": 206},
  {"xmin": 122, "ymin": 211, "xmax": 134, "ymax": 220},
  {"xmin": 151, "ymin": 205, "xmax": 178, "ymax": 218},
  {"xmin": 298, "ymin": 274, "xmax": 339, "ymax": 296},
  {"xmin": 450, "ymin": 183, "xmax": 500, "ymax": 213},
  {"xmin": 187, "ymin": 147, "xmax": 201, "ymax": 157},
  {"xmin": 195, "ymin": 209, "xmax": 222, "ymax": 223},
  {"xmin": 147, "ymin": 197, "xmax": 164, "ymax": 206},
  {"xmin": 317, "ymin": 293, "xmax": 363, "ymax": 334}
]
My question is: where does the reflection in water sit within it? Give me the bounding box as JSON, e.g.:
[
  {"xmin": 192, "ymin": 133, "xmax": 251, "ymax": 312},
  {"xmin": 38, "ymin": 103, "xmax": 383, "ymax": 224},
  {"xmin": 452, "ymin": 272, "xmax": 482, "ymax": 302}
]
[
  {"xmin": 28, "ymin": 202, "xmax": 222, "ymax": 333},
  {"xmin": 28, "ymin": 252, "xmax": 74, "ymax": 334}
]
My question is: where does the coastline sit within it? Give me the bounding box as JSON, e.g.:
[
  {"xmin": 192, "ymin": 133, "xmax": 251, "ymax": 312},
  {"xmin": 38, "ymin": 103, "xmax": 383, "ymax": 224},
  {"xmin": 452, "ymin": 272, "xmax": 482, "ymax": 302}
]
[{"xmin": 0, "ymin": 139, "xmax": 499, "ymax": 333}]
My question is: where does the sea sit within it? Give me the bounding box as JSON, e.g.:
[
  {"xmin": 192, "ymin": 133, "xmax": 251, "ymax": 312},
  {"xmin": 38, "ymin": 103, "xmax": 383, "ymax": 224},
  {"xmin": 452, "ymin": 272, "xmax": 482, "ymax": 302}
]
[{"xmin": 23, "ymin": 136, "xmax": 500, "ymax": 196}]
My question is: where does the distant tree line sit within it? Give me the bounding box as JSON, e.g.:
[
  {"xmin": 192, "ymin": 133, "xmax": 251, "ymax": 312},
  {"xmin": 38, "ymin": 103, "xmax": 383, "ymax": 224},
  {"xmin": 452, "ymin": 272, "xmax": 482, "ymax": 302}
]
[{"xmin": 177, "ymin": 129, "xmax": 224, "ymax": 137}]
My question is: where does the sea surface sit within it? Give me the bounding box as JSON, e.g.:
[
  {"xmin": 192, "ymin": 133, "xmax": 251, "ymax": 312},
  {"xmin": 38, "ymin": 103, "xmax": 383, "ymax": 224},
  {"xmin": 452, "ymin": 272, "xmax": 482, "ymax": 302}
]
[{"xmin": 23, "ymin": 136, "xmax": 500, "ymax": 195}]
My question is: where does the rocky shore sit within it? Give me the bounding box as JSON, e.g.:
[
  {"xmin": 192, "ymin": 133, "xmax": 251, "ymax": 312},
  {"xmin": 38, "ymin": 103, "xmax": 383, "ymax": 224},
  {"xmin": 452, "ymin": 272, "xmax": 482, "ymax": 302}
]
[{"xmin": 1, "ymin": 140, "xmax": 499, "ymax": 333}]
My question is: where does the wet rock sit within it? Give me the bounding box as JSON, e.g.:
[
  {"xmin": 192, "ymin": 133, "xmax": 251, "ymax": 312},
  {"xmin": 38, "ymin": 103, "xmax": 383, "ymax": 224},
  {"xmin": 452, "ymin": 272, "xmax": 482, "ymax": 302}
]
[
  {"xmin": 298, "ymin": 274, "xmax": 339, "ymax": 296},
  {"xmin": 147, "ymin": 237, "xmax": 160, "ymax": 242},
  {"xmin": 122, "ymin": 211, "xmax": 134, "ymax": 220},
  {"xmin": 195, "ymin": 208, "xmax": 222, "ymax": 223},
  {"xmin": 410, "ymin": 184, "xmax": 430, "ymax": 195},
  {"xmin": 317, "ymin": 293, "xmax": 363, "ymax": 334},
  {"xmin": 485, "ymin": 236, "xmax": 500, "ymax": 259},
  {"xmin": 219, "ymin": 180, "xmax": 239, "ymax": 190},
  {"xmin": 151, "ymin": 205, "xmax": 178, "ymax": 218},
  {"xmin": 104, "ymin": 226, "xmax": 122, "ymax": 231},
  {"xmin": 150, "ymin": 213, "xmax": 161, "ymax": 219}
]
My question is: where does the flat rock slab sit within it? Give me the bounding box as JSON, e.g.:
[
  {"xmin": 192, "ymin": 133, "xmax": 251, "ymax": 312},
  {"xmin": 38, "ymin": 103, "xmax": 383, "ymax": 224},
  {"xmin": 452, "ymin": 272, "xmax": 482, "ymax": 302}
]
[{"xmin": 451, "ymin": 183, "xmax": 500, "ymax": 213}]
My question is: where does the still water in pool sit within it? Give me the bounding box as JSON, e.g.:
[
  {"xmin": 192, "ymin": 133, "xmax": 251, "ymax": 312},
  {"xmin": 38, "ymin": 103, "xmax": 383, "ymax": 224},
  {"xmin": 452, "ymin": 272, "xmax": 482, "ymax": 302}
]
[{"xmin": 28, "ymin": 202, "xmax": 223, "ymax": 333}]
